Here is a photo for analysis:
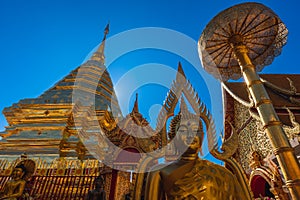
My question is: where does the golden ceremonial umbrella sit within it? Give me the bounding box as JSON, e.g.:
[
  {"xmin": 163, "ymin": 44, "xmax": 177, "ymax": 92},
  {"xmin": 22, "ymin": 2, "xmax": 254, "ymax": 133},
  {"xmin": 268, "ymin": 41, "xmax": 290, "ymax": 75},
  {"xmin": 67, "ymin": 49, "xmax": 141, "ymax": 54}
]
[{"xmin": 199, "ymin": 2, "xmax": 287, "ymax": 81}]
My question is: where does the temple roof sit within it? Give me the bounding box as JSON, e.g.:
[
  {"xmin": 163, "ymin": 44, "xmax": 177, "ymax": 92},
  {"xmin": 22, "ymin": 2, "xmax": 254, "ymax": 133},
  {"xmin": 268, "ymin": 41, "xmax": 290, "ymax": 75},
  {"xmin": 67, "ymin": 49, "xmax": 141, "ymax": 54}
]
[
  {"xmin": 223, "ymin": 74, "xmax": 300, "ymax": 126},
  {"xmin": 100, "ymin": 93, "xmax": 159, "ymax": 153}
]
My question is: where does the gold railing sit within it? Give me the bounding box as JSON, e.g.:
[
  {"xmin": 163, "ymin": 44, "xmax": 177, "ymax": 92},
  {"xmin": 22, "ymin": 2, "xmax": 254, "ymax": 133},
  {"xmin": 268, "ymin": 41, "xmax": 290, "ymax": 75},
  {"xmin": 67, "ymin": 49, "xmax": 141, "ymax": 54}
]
[{"xmin": 0, "ymin": 158, "xmax": 109, "ymax": 200}]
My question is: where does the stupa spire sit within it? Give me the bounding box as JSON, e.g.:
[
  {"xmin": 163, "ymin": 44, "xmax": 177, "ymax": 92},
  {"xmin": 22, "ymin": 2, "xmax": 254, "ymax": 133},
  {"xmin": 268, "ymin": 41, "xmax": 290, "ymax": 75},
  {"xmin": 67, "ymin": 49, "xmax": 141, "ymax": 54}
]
[{"xmin": 90, "ymin": 23, "xmax": 110, "ymax": 63}]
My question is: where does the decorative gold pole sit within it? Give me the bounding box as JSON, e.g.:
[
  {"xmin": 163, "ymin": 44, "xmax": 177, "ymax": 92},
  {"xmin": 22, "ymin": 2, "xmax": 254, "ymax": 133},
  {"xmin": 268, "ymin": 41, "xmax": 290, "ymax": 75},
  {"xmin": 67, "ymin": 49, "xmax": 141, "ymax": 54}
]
[
  {"xmin": 198, "ymin": 2, "xmax": 300, "ymax": 199},
  {"xmin": 232, "ymin": 43, "xmax": 300, "ymax": 199}
]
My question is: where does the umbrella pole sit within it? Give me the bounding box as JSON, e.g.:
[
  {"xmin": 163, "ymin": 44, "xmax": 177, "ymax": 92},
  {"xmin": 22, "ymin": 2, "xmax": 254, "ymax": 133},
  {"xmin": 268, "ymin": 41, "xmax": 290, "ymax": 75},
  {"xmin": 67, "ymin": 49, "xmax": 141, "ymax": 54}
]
[{"xmin": 232, "ymin": 44, "xmax": 300, "ymax": 199}]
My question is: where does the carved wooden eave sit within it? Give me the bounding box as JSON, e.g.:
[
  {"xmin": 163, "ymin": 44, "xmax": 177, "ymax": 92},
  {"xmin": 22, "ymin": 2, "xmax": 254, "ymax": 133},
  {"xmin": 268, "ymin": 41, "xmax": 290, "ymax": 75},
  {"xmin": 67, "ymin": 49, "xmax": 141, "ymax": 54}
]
[
  {"xmin": 96, "ymin": 104, "xmax": 159, "ymax": 164},
  {"xmin": 222, "ymin": 74, "xmax": 300, "ymax": 127},
  {"xmin": 100, "ymin": 106, "xmax": 158, "ymax": 156}
]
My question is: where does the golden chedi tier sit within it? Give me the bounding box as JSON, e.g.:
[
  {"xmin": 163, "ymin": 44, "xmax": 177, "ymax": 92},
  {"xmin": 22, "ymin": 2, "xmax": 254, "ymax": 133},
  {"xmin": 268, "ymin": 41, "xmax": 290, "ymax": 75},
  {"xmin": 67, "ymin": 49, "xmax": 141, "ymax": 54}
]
[{"xmin": 0, "ymin": 24, "xmax": 122, "ymax": 162}]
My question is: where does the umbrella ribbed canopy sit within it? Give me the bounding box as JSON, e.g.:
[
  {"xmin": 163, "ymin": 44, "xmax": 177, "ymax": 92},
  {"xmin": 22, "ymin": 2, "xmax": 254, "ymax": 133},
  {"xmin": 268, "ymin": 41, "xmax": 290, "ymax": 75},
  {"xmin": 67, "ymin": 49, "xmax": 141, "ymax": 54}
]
[{"xmin": 198, "ymin": 2, "xmax": 288, "ymax": 81}]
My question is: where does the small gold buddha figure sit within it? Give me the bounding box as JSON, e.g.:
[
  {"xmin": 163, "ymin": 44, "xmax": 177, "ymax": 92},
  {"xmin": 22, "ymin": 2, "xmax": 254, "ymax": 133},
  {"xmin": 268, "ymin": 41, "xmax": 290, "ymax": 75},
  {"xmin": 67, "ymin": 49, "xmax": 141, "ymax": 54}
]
[
  {"xmin": 86, "ymin": 176, "xmax": 106, "ymax": 200},
  {"xmin": 0, "ymin": 164, "xmax": 26, "ymax": 200},
  {"xmin": 249, "ymin": 151, "xmax": 263, "ymax": 170},
  {"xmin": 145, "ymin": 109, "xmax": 247, "ymax": 200}
]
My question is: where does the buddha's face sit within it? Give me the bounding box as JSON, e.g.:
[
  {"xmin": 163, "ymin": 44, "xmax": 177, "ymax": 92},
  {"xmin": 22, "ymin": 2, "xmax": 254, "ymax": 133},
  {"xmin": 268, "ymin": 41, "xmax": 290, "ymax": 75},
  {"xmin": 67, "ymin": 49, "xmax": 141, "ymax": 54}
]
[
  {"xmin": 177, "ymin": 119, "xmax": 202, "ymax": 152},
  {"xmin": 11, "ymin": 167, "xmax": 24, "ymax": 180}
]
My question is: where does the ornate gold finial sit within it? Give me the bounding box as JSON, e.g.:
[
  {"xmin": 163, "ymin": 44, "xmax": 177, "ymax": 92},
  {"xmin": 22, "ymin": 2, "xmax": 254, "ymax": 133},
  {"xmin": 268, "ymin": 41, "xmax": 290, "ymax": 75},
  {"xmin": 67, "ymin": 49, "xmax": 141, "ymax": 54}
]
[
  {"xmin": 287, "ymin": 77, "xmax": 297, "ymax": 94},
  {"xmin": 283, "ymin": 107, "xmax": 300, "ymax": 140},
  {"xmin": 90, "ymin": 23, "xmax": 110, "ymax": 63},
  {"xmin": 103, "ymin": 23, "xmax": 109, "ymax": 40},
  {"xmin": 130, "ymin": 93, "xmax": 144, "ymax": 125},
  {"xmin": 132, "ymin": 93, "xmax": 139, "ymax": 114}
]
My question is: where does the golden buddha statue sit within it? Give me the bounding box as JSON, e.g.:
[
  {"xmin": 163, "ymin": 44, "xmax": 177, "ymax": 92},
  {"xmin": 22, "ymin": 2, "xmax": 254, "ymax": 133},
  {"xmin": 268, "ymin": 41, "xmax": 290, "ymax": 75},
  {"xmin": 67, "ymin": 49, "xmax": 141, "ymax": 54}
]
[
  {"xmin": 145, "ymin": 109, "xmax": 247, "ymax": 200},
  {"xmin": 0, "ymin": 164, "xmax": 26, "ymax": 200}
]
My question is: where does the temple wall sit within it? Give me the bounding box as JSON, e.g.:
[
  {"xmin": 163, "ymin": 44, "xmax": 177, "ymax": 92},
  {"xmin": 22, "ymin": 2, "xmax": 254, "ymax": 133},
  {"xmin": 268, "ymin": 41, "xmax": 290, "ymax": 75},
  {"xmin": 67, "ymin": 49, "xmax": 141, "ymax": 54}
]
[
  {"xmin": 115, "ymin": 171, "xmax": 131, "ymax": 200},
  {"xmin": 234, "ymin": 101, "xmax": 273, "ymax": 173}
]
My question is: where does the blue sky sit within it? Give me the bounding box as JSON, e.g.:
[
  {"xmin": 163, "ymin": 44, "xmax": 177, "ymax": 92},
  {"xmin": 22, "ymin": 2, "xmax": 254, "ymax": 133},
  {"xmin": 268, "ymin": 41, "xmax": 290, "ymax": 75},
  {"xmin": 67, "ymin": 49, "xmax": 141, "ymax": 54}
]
[{"xmin": 1, "ymin": 0, "xmax": 299, "ymax": 134}]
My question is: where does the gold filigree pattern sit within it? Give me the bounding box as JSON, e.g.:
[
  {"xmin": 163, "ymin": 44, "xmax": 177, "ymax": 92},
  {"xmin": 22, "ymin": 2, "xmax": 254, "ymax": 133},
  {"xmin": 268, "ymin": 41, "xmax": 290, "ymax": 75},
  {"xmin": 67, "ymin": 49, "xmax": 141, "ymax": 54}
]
[
  {"xmin": 115, "ymin": 171, "xmax": 131, "ymax": 200},
  {"xmin": 234, "ymin": 101, "xmax": 272, "ymax": 172},
  {"xmin": 104, "ymin": 173, "xmax": 112, "ymax": 200}
]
